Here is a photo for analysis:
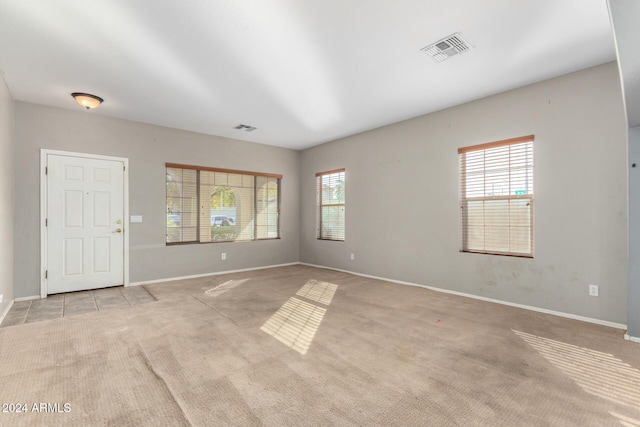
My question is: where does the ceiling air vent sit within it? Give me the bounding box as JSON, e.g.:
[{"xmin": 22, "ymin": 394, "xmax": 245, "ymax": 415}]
[
  {"xmin": 234, "ymin": 124, "xmax": 257, "ymax": 132},
  {"xmin": 421, "ymin": 33, "xmax": 472, "ymax": 62}
]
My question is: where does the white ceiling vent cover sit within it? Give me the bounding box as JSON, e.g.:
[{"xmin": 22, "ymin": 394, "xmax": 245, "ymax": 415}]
[{"xmin": 421, "ymin": 33, "xmax": 472, "ymax": 62}]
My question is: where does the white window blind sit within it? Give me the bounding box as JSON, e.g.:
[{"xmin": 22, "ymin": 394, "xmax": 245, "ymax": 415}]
[
  {"xmin": 256, "ymin": 176, "xmax": 280, "ymax": 239},
  {"xmin": 166, "ymin": 163, "xmax": 281, "ymax": 244},
  {"xmin": 166, "ymin": 167, "xmax": 198, "ymax": 243},
  {"xmin": 316, "ymin": 169, "xmax": 345, "ymax": 241},
  {"xmin": 459, "ymin": 135, "xmax": 534, "ymax": 257}
]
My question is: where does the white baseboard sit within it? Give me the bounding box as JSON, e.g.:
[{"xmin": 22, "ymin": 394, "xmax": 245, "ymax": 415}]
[
  {"xmin": 128, "ymin": 262, "xmax": 300, "ymax": 286},
  {"xmin": 15, "ymin": 295, "xmax": 41, "ymax": 302},
  {"xmin": 0, "ymin": 299, "xmax": 14, "ymax": 325},
  {"xmin": 625, "ymin": 334, "xmax": 640, "ymax": 343},
  {"xmin": 10, "ymin": 262, "xmax": 632, "ymax": 336},
  {"xmin": 300, "ymin": 263, "xmax": 628, "ymax": 331}
]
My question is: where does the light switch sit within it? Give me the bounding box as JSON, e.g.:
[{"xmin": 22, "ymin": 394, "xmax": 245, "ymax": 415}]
[{"xmin": 130, "ymin": 215, "xmax": 143, "ymax": 223}]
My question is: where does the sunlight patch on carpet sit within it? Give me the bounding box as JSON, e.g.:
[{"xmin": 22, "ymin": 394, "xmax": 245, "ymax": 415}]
[
  {"xmin": 205, "ymin": 278, "xmax": 251, "ymax": 297},
  {"xmin": 514, "ymin": 330, "xmax": 640, "ymax": 409},
  {"xmin": 260, "ymin": 297, "xmax": 326, "ymax": 355},
  {"xmin": 296, "ymin": 279, "xmax": 338, "ymax": 305},
  {"xmin": 261, "ymin": 280, "xmax": 338, "ymax": 355},
  {"xmin": 610, "ymin": 411, "xmax": 640, "ymax": 427}
]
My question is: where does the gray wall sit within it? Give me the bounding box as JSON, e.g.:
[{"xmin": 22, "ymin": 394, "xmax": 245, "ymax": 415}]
[
  {"xmin": 628, "ymin": 125, "xmax": 640, "ymax": 337},
  {"xmin": 0, "ymin": 74, "xmax": 14, "ymax": 315},
  {"xmin": 9, "ymin": 63, "xmax": 632, "ymax": 327},
  {"xmin": 14, "ymin": 102, "xmax": 300, "ymax": 298},
  {"xmin": 300, "ymin": 62, "xmax": 629, "ymax": 324},
  {"xmin": 609, "ymin": 0, "xmax": 640, "ymax": 339}
]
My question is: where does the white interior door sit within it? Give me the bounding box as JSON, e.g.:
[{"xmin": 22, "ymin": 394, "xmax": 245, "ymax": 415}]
[{"xmin": 46, "ymin": 154, "xmax": 125, "ymax": 294}]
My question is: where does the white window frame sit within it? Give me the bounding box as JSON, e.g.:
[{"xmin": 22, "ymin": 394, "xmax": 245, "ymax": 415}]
[
  {"xmin": 459, "ymin": 135, "xmax": 534, "ymax": 257},
  {"xmin": 316, "ymin": 169, "xmax": 345, "ymax": 241},
  {"xmin": 166, "ymin": 163, "xmax": 281, "ymax": 244}
]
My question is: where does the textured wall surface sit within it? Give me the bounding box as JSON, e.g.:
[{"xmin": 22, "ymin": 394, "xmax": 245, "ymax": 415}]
[
  {"xmin": 0, "ymin": 74, "xmax": 14, "ymax": 315},
  {"xmin": 14, "ymin": 103, "xmax": 300, "ymax": 298},
  {"xmin": 301, "ymin": 63, "xmax": 628, "ymax": 324}
]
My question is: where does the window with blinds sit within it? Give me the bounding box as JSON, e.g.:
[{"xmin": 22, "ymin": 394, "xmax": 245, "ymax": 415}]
[
  {"xmin": 166, "ymin": 163, "xmax": 281, "ymax": 244},
  {"xmin": 316, "ymin": 169, "xmax": 345, "ymax": 241},
  {"xmin": 459, "ymin": 135, "xmax": 534, "ymax": 257}
]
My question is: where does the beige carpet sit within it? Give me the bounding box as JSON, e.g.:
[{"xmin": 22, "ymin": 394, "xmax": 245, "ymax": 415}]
[{"xmin": 1, "ymin": 265, "xmax": 639, "ymax": 426}]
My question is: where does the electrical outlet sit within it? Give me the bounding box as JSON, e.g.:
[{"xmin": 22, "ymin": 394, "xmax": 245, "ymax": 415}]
[
  {"xmin": 589, "ymin": 284, "xmax": 599, "ymax": 297},
  {"xmin": 350, "ymin": 253, "xmax": 355, "ymax": 261},
  {"xmin": 221, "ymin": 253, "xmax": 226, "ymax": 261}
]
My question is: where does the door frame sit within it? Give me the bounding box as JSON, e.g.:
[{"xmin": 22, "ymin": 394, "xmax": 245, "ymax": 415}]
[{"xmin": 40, "ymin": 149, "xmax": 130, "ymax": 298}]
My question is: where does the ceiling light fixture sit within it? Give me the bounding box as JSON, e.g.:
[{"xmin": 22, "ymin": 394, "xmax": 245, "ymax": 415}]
[{"xmin": 71, "ymin": 92, "xmax": 104, "ymax": 110}]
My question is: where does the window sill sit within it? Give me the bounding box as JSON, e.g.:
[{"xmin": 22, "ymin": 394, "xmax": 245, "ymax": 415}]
[{"xmin": 460, "ymin": 249, "xmax": 533, "ymax": 259}]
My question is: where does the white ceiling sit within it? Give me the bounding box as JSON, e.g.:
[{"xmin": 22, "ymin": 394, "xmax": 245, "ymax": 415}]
[{"xmin": 0, "ymin": 0, "xmax": 616, "ymax": 150}]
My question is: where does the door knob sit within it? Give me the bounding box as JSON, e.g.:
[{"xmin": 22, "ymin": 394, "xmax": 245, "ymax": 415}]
[{"xmin": 114, "ymin": 228, "xmax": 122, "ymax": 233}]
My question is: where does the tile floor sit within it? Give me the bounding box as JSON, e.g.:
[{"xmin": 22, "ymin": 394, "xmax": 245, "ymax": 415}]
[{"xmin": 0, "ymin": 286, "xmax": 156, "ymax": 327}]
